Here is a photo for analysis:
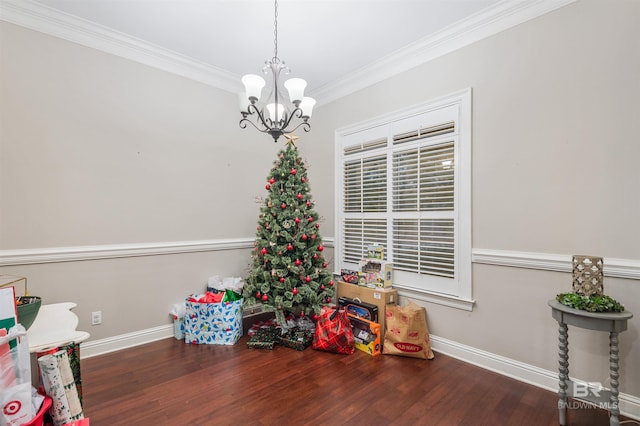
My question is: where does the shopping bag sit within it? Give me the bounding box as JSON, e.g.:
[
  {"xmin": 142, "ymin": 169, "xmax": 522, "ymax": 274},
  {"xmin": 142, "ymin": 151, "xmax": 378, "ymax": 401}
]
[
  {"xmin": 184, "ymin": 296, "xmax": 243, "ymax": 345},
  {"xmin": 383, "ymin": 302, "xmax": 435, "ymax": 359},
  {"xmin": 0, "ymin": 324, "xmax": 34, "ymax": 426},
  {"xmin": 312, "ymin": 306, "xmax": 354, "ymax": 354}
]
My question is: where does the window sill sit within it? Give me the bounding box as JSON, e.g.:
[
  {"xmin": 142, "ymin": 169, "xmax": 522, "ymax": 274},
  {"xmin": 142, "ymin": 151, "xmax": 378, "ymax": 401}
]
[{"xmin": 393, "ymin": 285, "xmax": 475, "ymax": 311}]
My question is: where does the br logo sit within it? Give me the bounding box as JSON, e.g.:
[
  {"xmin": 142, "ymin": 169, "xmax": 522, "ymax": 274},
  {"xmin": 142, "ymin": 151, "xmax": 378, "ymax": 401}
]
[{"xmin": 573, "ymin": 382, "xmax": 603, "ymax": 398}]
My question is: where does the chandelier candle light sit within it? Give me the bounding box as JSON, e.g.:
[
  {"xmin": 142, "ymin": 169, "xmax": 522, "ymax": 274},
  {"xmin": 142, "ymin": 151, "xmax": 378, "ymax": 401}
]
[{"xmin": 239, "ymin": 0, "xmax": 315, "ymax": 142}]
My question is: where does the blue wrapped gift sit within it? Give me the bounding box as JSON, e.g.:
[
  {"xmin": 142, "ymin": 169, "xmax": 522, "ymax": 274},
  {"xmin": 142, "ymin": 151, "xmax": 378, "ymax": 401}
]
[{"xmin": 184, "ymin": 295, "xmax": 243, "ymax": 345}]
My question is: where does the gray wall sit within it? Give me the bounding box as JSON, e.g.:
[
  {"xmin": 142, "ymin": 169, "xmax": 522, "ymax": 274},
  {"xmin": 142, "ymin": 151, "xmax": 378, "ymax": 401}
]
[
  {"xmin": 0, "ymin": 20, "xmax": 284, "ymax": 340},
  {"xmin": 309, "ymin": 0, "xmax": 640, "ymax": 398}
]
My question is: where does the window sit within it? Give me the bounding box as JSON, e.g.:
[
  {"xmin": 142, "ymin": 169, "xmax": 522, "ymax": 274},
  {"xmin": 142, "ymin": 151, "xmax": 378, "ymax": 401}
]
[{"xmin": 335, "ymin": 90, "xmax": 472, "ymax": 305}]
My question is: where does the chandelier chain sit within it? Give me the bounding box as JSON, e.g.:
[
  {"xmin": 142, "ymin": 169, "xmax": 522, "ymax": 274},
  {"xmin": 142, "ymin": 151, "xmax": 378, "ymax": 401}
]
[{"xmin": 273, "ymin": 0, "xmax": 278, "ymax": 60}]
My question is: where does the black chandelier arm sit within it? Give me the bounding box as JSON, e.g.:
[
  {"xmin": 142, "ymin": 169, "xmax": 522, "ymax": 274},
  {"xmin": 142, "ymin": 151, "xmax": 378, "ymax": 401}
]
[
  {"xmin": 278, "ymin": 106, "xmax": 304, "ymax": 133},
  {"xmin": 246, "ymin": 103, "xmax": 274, "ymax": 131},
  {"xmin": 239, "ymin": 102, "xmax": 308, "ymax": 142},
  {"xmin": 239, "ymin": 115, "xmax": 272, "ymax": 134},
  {"xmin": 286, "ymin": 120, "xmax": 311, "ymax": 135}
]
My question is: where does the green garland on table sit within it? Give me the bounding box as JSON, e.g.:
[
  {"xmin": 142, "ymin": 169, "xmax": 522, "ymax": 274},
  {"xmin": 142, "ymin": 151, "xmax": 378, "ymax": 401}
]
[{"xmin": 556, "ymin": 292, "xmax": 624, "ymax": 313}]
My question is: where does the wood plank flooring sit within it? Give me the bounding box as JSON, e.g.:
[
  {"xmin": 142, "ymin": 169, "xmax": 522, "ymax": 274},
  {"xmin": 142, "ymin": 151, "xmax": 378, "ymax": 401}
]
[{"xmin": 80, "ymin": 336, "xmax": 624, "ymax": 425}]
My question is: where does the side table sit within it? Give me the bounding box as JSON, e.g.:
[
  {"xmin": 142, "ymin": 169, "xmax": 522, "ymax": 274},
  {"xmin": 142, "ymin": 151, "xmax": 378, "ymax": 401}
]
[
  {"xmin": 548, "ymin": 300, "xmax": 633, "ymax": 426},
  {"xmin": 27, "ymin": 302, "xmax": 90, "ymax": 353}
]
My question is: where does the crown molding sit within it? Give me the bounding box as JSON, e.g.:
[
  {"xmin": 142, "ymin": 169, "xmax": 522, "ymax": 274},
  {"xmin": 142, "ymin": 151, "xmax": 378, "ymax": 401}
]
[
  {"xmin": 0, "ymin": 0, "xmax": 576, "ymax": 105},
  {"xmin": 0, "ymin": 0, "xmax": 241, "ymax": 92},
  {"xmin": 310, "ymin": 0, "xmax": 577, "ymax": 105}
]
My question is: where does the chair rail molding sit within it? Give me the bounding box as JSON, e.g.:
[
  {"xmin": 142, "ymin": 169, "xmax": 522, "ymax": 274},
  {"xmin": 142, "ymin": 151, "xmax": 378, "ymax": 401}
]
[
  {"xmin": 0, "ymin": 237, "xmax": 335, "ymax": 266},
  {"xmin": 472, "ymin": 248, "xmax": 640, "ymax": 281}
]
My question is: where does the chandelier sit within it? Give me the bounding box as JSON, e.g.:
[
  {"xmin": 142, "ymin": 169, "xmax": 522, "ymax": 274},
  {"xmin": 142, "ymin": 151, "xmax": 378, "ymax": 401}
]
[{"xmin": 239, "ymin": 0, "xmax": 315, "ymax": 142}]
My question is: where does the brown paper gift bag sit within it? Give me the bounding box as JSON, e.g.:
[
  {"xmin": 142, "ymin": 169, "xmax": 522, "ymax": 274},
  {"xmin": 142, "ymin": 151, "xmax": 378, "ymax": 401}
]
[{"xmin": 383, "ymin": 302, "xmax": 434, "ymax": 359}]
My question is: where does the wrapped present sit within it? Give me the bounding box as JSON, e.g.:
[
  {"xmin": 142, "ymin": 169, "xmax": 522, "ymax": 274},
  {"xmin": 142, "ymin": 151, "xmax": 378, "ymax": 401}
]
[
  {"xmin": 184, "ymin": 295, "xmax": 243, "ymax": 345},
  {"xmin": 169, "ymin": 303, "xmax": 186, "ymax": 340},
  {"xmin": 277, "ymin": 327, "xmax": 313, "ymax": 351},
  {"xmin": 247, "ymin": 326, "xmax": 278, "ymax": 350}
]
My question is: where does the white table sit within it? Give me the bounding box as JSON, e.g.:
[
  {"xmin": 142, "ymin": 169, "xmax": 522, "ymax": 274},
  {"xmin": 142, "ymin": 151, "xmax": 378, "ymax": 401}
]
[{"xmin": 27, "ymin": 302, "xmax": 90, "ymax": 353}]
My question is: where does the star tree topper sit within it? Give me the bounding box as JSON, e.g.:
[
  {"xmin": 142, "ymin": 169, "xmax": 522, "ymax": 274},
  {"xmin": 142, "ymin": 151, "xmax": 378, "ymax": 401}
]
[{"xmin": 284, "ymin": 133, "xmax": 299, "ymax": 147}]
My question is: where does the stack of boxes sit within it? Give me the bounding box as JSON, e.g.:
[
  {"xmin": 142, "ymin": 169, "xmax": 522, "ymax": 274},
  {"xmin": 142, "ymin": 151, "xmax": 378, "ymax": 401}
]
[
  {"xmin": 337, "ymin": 243, "xmax": 397, "ymax": 356},
  {"xmin": 340, "ymin": 243, "xmax": 393, "ymax": 289}
]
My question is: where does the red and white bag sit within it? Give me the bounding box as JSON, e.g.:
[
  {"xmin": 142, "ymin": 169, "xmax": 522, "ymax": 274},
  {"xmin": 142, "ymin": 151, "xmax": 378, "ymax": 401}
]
[{"xmin": 1, "ymin": 325, "xmax": 34, "ymax": 426}]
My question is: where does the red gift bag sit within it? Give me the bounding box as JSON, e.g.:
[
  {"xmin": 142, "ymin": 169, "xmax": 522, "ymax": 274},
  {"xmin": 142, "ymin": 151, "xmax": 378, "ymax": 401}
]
[{"xmin": 312, "ymin": 306, "xmax": 354, "ymax": 354}]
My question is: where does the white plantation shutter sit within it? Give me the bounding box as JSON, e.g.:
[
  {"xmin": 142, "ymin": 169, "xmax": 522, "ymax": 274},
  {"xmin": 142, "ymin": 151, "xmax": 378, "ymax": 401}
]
[
  {"xmin": 336, "ymin": 91, "xmax": 471, "ymax": 301},
  {"xmin": 343, "ymin": 218, "xmax": 387, "ymax": 263},
  {"xmin": 419, "ymin": 142, "xmax": 455, "ymax": 211},
  {"xmin": 392, "ymin": 141, "xmax": 455, "ymax": 278},
  {"xmin": 342, "ymin": 151, "xmax": 387, "ymax": 262},
  {"xmin": 392, "ymin": 219, "xmax": 454, "ymax": 278}
]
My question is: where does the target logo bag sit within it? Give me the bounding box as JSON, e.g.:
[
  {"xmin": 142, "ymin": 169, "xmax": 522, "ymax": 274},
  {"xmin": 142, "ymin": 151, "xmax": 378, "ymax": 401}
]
[{"xmin": 1, "ymin": 325, "xmax": 34, "ymax": 426}]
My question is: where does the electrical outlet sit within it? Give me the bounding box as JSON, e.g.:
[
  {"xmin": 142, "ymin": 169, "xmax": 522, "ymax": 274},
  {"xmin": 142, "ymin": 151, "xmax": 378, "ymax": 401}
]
[{"xmin": 91, "ymin": 310, "xmax": 102, "ymax": 325}]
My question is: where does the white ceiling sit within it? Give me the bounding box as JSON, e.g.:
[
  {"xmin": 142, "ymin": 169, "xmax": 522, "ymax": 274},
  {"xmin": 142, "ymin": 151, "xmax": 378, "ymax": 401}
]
[{"xmin": 2, "ymin": 0, "xmax": 574, "ymax": 104}]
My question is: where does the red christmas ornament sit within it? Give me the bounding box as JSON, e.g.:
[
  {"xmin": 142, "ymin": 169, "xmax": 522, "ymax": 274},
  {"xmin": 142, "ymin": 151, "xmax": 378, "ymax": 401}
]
[
  {"xmin": 256, "ymin": 291, "xmax": 261, "ymax": 299},
  {"xmin": 306, "ymin": 201, "xmax": 311, "ymax": 207},
  {"xmin": 262, "ymin": 294, "xmax": 269, "ymax": 302},
  {"xmin": 322, "ymin": 262, "xmax": 328, "ymax": 268},
  {"xmin": 295, "ymin": 259, "xmax": 301, "ymax": 266},
  {"xmin": 326, "ymin": 297, "xmax": 331, "ymax": 303},
  {"xmin": 297, "ymin": 193, "xmax": 303, "ymax": 200},
  {"xmin": 313, "ymin": 254, "xmax": 318, "ymax": 260},
  {"xmin": 256, "ymin": 225, "xmax": 261, "ymax": 230},
  {"xmin": 305, "ymin": 276, "xmax": 311, "ymax": 283},
  {"xmin": 299, "ymin": 311, "xmax": 305, "ymax": 317},
  {"xmin": 311, "ymin": 234, "xmax": 316, "ymax": 240},
  {"xmin": 294, "ymin": 217, "xmax": 300, "ymax": 224},
  {"xmin": 265, "ymin": 184, "xmax": 271, "ymax": 190},
  {"xmin": 315, "ymin": 223, "xmax": 320, "ymax": 229},
  {"xmin": 280, "ymin": 277, "xmax": 285, "ymax": 283},
  {"xmin": 269, "ymin": 178, "xmax": 275, "ymax": 184},
  {"xmin": 290, "ymin": 168, "xmax": 297, "ymax": 175},
  {"xmin": 287, "ymin": 244, "xmax": 294, "ymax": 251},
  {"xmin": 292, "ymin": 287, "xmax": 298, "ymax": 295},
  {"xmin": 301, "ymin": 234, "xmax": 308, "ymax": 241},
  {"xmin": 320, "ymin": 285, "xmax": 325, "ymax": 290},
  {"xmin": 329, "ymin": 280, "xmax": 335, "ymax": 287},
  {"xmin": 308, "ymin": 216, "xmax": 314, "ymax": 222},
  {"xmin": 260, "ymin": 248, "xmax": 267, "ymax": 255},
  {"xmin": 301, "ymin": 177, "xmax": 306, "ymax": 183},
  {"xmin": 317, "ymin": 245, "xmax": 324, "ymax": 252},
  {"xmin": 281, "ymin": 203, "xmax": 287, "ymax": 209}
]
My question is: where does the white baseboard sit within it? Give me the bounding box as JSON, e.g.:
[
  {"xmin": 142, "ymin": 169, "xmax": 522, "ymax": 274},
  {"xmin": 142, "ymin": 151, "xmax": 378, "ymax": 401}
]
[
  {"xmin": 80, "ymin": 324, "xmax": 174, "ymax": 358},
  {"xmin": 430, "ymin": 335, "xmax": 640, "ymax": 421}
]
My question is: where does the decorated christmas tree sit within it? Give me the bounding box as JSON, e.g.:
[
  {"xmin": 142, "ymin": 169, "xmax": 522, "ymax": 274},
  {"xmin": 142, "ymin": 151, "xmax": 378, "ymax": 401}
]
[{"xmin": 244, "ymin": 137, "xmax": 335, "ymax": 325}]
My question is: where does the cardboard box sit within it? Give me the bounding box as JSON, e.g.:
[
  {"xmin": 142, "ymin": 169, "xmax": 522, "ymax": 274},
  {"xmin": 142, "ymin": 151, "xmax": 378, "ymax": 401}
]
[
  {"xmin": 348, "ymin": 314, "xmax": 381, "ymax": 356},
  {"xmin": 358, "ymin": 259, "xmax": 393, "ymax": 288},
  {"xmin": 366, "ymin": 243, "xmax": 385, "ymax": 260},
  {"xmin": 338, "ymin": 297, "xmax": 378, "ymax": 323},
  {"xmin": 337, "ymin": 281, "xmax": 397, "ymax": 340}
]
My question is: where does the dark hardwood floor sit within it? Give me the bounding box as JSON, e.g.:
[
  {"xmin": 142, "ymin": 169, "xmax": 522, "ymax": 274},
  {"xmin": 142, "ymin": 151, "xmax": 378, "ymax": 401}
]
[{"xmin": 81, "ymin": 336, "xmax": 623, "ymax": 425}]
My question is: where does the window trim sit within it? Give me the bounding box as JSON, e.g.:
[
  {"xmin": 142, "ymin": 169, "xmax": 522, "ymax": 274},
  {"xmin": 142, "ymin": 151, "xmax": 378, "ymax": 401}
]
[{"xmin": 334, "ymin": 89, "xmax": 474, "ymax": 309}]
